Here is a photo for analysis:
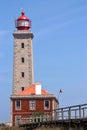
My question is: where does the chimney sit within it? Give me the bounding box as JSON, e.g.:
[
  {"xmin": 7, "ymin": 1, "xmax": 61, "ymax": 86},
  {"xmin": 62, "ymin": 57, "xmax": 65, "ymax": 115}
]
[{"xmin": 35, "ymin": 82, "xmax": 41, "ymax": 95}]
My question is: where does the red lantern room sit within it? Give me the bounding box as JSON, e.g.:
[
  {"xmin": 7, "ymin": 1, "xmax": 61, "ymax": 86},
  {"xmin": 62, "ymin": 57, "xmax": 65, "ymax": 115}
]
[{"xmin": 15, "ymin": 11, "xmax": 31, "ymax": 30}]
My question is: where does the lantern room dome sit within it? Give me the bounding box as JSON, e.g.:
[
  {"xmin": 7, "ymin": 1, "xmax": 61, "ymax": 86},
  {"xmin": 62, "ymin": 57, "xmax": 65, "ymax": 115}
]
[
  {"xmin": 16, "ymin": 11, "xmax": 31, "ymax": 30},
  {"xmin": 17, "ymin": 11, "xmax": 29, "ymax": 21}
]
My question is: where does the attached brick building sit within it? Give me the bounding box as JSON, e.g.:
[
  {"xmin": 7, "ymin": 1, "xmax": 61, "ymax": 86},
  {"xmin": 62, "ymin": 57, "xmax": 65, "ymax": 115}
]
[{"xmin": 10, "ymin": 83, "xmax": 58, "ymax": 126}]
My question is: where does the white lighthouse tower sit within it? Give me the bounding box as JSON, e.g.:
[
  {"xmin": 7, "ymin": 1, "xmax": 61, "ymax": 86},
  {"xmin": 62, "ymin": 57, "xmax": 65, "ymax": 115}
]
[{"xmin": 12, "ymin": 11, "xmax": 34, "ymax": 95}]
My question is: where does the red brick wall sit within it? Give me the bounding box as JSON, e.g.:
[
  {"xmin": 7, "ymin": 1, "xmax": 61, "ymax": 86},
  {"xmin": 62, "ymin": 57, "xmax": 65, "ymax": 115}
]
[{"xmin": 13, "ymin": 99, "xmax": 53, "ymax": 112}]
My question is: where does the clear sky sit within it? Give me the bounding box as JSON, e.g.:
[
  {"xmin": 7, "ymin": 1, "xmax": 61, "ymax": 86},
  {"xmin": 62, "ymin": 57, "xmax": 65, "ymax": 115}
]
[{"xmin": 0, "ymin": 0, "xmax": 87, "ymax": 122}]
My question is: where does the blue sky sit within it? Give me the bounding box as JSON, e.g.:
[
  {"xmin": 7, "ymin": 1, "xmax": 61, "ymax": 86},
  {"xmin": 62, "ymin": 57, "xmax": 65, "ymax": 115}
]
[{"xmin": 0, "ymin": 0, "xmax": 87, "ymax": 122}]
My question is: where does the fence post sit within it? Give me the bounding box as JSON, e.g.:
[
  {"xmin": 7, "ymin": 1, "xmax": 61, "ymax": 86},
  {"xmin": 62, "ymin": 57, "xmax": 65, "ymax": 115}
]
[
  {"xmin": 68, "ymin": 107, "xmax": 71, "ymax": 119},
  {"xmin": 75, "ymin": 110, "xmax": 77, "ymax": 119},
  {"xmin": 61, "ymin": 108, "xmax": 64, "ymax": 120},
  {"xmin": 83, "ymin": 108, "xmax": 85, "ymax": 118},
  {"xmin": 79, "ymin": 105, "xmax": 81, "ymax": 118}
]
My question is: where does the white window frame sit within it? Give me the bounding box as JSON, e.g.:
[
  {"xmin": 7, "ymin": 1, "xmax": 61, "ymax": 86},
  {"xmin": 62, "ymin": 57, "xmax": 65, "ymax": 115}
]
[
  {"xmin": 44, "ymin": 100, "xmax": 50, "ymax": 110},
  {"xmin": 15, "ymin": 100, "xmax": 21, "ymax": 110},
  {"xmin": 29, "ymin": 100, "xmax": 36, "ymax": 110},
  {"xmin": 15, "ymin": 116, "xmax": 21, "ymax": 126}
]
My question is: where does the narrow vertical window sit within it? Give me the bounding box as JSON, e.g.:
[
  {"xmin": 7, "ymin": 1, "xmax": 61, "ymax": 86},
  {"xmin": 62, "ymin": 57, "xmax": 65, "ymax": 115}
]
[
  {"xmin": 21, "ymin": 72, "xmax": 24, "ymax": 77},
  {"xmin": 21, "ymin": 43, "xmax": 24, "ymax": 48},
  {"xmin": 22, "ymin": 87, "xmax": 24, "ymax": 91},
  {"xmin": 21, "ymin": 57, "xmax": 24, "ymax": 63},
  {"xmin": 15, "ymin": 100, "xmax": 21, "ymax": 110}
]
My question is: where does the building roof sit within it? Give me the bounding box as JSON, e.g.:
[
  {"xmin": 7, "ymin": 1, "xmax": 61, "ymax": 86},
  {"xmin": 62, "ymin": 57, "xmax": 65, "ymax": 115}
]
[
  {"xmin": 11, "ymin": 83, "xmax": 58, "ymax": 103},
  {"xmin": 10, "ymin": 83, "xmax": 58, "ymax": 103},
  {"xmin": 17, "ymin": 83, "xmax": 49, "ymax": 96}
]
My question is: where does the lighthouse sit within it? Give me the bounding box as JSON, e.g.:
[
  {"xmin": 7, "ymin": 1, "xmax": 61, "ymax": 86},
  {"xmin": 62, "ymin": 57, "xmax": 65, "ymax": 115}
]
[
  {"xmin": 12, "ymin": 11, "xmax": 34, "ymax": 95},
  {"xmin": 10, "ymin": 11, "xmax": 58, "ymax": 126}
]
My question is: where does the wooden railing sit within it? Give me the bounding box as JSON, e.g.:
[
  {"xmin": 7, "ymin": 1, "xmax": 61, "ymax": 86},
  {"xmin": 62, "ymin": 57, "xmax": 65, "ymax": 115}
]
[
  {"xmin": 53, "ymin": 103, "xmax": 87, "ymax": 120},
  {"xmin": 18, "ymin": 103, "xmax": 87, "ymax": 125}
]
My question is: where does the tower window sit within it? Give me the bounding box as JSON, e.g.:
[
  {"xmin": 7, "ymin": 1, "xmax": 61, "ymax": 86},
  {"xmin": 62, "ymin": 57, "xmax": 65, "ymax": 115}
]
[
  {"xmin": 22, "ymin": 87, "xmax": 24, "ymax": 91},
  {"xmin": 21, "ymin": 72, "xmax": 24, "ymax": 77},
  {"xmin": 21, "ymin": 43, "xmax": 24, "ymax": 48},
  {"xmin": 21, "ymin": 57, "xmax": 24, "ymax": 63}
]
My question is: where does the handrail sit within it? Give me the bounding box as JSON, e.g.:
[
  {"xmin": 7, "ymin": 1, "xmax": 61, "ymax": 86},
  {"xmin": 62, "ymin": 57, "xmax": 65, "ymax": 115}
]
[
  {"xmin": 53, "ymin": 103, "xmax": 87, "ymax": 120},
  {"xmin": 17, "ymin": 103, "xmax": 87, "ymax": 126}
]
